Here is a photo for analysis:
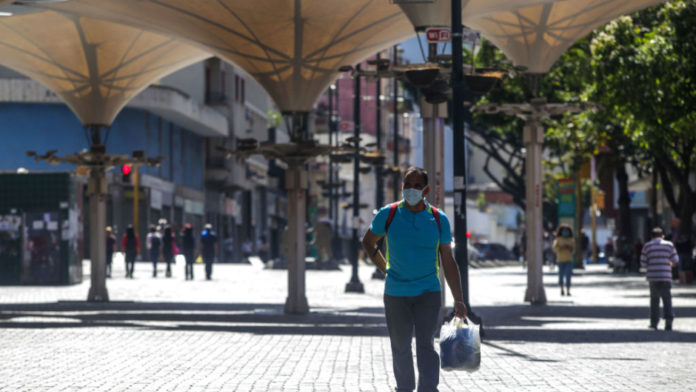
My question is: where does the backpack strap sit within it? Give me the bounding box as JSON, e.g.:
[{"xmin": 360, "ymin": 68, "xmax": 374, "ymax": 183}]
[
  {"xmin": 430, "ymin": 205, "xmax": 441, "ymax": 234},
  {"xmin": 384, "ymin": 202, "xmax": 400, "ymax": 233}
]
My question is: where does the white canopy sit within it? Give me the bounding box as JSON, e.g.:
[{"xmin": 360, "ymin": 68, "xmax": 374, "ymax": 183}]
[
  {"xmin": 397, "ymin": 0, "xmax": 560, "ymax": 30},
  {"xmin": 0, "ymin": 10, "xmax": 209, "ymax": 126},
  {"xmin": 465, "ymin": 0, "xmax": 668, "ymax": 73},
  {"xmin": 37, "ymin": 0, "xmax": 420, "ymax": 112}
]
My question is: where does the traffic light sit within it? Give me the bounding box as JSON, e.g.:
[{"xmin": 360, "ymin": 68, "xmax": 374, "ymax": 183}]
[{"xmin": 121, "ymin": 164, "xmax": 132, "ymax": 183}]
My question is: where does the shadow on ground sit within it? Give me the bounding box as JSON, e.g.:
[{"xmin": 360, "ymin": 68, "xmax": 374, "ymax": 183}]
[
  {"xmin": 0, "ymin": 301, "xmax": 388, "ymax": 336},
  {"xmin": 1, "ymin": 301, "xmax": 695, "ymax": 343}
]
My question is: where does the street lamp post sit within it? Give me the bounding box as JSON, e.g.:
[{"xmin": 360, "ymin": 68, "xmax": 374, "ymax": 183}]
[
  {"xmin": 474, "ymin": 96, "xmax": 598, "ymax": 304},
  {"xmin": 372, "ymin": 53, "xmax": 387, "ymax": 280},
  {"xmin": 346, "ymin": 64, "xmax": 365, "ymax": 293},
  {"xmin": 392, "ymin": 45, "xmax": 400, "ymax": 201},
  {"xmin": 28, "ymin": 126, "xmax": 165, "ymax": 302},
  {"xmin": 328, "ymin": 85, "xmax": 335, "ymax": 226},
  {"xmin": 375, "ymin": 53, "xmax": 385, "ymax": 210},
  {"xmin": 332, "ymin": 82, "xmax": 343, "ymax": 263},
  {"xmin": 451, "ymin": 0, "xmax": 484, "ymax": 326}
]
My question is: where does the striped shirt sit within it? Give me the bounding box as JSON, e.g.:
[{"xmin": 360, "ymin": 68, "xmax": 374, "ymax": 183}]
[{"xmin": 640, "ymin": 238, "xmax": 679, "ymax": 282}]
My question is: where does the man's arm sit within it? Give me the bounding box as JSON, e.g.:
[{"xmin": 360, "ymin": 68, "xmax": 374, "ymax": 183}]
[
  {"xmin": 362, "ymin": 230, "xmax": 387, "ymax": 274},
  {"xmin": 439, "ymin": 242, "xmax": 467, "ymax": 318},
  {"xmin": 669, "ymin": 245, "xmax": 679, "ymax": 268}
]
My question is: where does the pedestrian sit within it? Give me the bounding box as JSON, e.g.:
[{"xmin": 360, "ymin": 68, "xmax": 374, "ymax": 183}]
[
  {"xmin": 242, "ymin": 239, "xmax": 252, "ymax": 262},
  {"xmin": 121, "ymin": 225, "xmax": 140, "ymax": 278},
  {"xmin": 105, "ymin": 226, "xmax": 116, "ymax": 278},
  {"xmin": 257, "ymin": 235, "xmax": 269, "ymax": 263},
  {"xmin": 552, "ymin": 224, "xmax": 575, "ymax": 296},
  {"xmin": 543, "ymin": 230, "xmax": 556, "ymax": 270},
  {"xmin": 675, "ymin": 234, "xmax": 693, "ymax": 283},
  {"xmin": 181, "ymin": 224, "xmax": 196, "ymax": 280},
  {"xmin": 604, "ymin": 238, "xmax": 615, "ymax": 258},
  {"xmin": 581, "ymin": 231, "xmax": 590, "ymax": 264},
  {"xmin": 632, "ymin": 239, "xmax": 644, "ymax": 273},
  {"xmin": 640, "ymin": 227, "xmax": 678, "ymax": 331},
  {"xmin": 161, "ymin": 225, "xmax": 176, "ymax": 278},
  {"xmin": 361, "ymin": 166, "xmax": 467, "ymax": 392},
  {"xmin": 146, "ymin": 224, "xmax": 161, "ymax": 277},
  {"xmin": 199, "ymin": 223, "xmax": 218, "ymax": 280}
]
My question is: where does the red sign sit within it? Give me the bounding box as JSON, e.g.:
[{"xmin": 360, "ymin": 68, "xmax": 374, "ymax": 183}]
[
  {"xmin": 338, "ymin": 121, "xmax": 353, "ymax": 131},
  {"xmin": 425, "ymin": 27, "xmax": 451, "ymax": 43}
]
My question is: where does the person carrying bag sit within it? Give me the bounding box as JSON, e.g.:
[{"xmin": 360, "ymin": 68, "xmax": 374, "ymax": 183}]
[{"xmin": 440, "ymin": 317, "xmax": 481, "ymax": 372}]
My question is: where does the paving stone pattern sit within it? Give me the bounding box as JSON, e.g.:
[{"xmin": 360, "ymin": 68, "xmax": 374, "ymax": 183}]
[{"xmin": 1, "ymin": 257, "xmax": 695, "ymax": 391}]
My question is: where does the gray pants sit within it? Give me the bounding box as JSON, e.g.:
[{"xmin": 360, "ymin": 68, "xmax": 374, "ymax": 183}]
[
  {"xmin": 384, "ymin": 291, "xmax": 441, "ymax": 392},
  {"xmin": 650, "ymin": 281, "xmax": 674, "ymax": 327}
]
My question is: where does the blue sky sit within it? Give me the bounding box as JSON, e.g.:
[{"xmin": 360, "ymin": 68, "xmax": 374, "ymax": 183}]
[{"xmin": 399, "ymin": 35, "xmax": 453, "ymax": 65}]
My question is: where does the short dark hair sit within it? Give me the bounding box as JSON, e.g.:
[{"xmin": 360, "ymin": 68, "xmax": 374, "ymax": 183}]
[
  {"xmin": 651, "ymin": 227, "xmax": 664, "ymax": 238},
  {"xmin": 403, "ymin": 166, "xmax": 428, "ymax": 186},
  {"xmin": 555, "ymin": 224, "xmax": 573, "ymax": 237}
]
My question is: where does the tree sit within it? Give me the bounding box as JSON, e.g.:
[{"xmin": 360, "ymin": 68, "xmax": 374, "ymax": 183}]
[
  {"xmin": 591, "ymin": 0, "xmax": 696, "ymax": 243},
  {"xmin": 467, "ymin": 38, "xmax": 598, "ymax": 228}
]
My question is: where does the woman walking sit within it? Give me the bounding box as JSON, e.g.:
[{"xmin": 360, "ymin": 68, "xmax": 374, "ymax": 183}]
[
  {"xmin": 553, "ymin": 224, "xmax": 575, "ymax": 296},
  {"xmin": 162, "ymin": 226, "xmax": 176, "ymax": 278},
  {"xmin": 181, "ymin": 224, "xmax": 196, "ymax": 280},
  {"xmin": 121, "ymin": 225, "xmax": 140, "ymax": 278},
  {"xmin": 105, "ymin": 226, "xmax": 116, "ymax": 278}
]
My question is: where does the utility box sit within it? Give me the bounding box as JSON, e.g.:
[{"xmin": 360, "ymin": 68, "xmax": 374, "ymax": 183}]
[{"xmin": 0, "ymin": 172, "xmax": 83, "ymax": 285}]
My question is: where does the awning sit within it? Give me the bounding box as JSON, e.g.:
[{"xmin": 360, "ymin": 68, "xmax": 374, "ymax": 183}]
[
  {"xmin": 36, "ymin": 0, "xmax": 415, "ymax": 112},
  {"xmin": 0, "ymin": 9, "xmax": 209, "ymax": 126},
  {"xmin": 465, "ymin": 0, "xmax": 668, "ymax": 73}
]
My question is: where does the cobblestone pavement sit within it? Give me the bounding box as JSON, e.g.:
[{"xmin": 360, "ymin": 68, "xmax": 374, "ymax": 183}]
[{"xmin": 1, "ymin": 257, "xmax": 695, "ymax": 391}]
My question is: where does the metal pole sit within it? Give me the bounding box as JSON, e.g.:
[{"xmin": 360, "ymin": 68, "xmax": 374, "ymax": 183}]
[
  {"xmin": 392, "ymin": 45, "xmax": 400, "ymax": 201},
  {"xmin": 451, "ymin": 0, "xmax": 482, "ymax": 325},
  {"xmin": 332, "ymin": 81, "xmax": 342, "ymax": 262},
  {"xmin": 373, "ymin": 54, "xmax": 386, "ymax": 280},
  {"xmin": 133, "ymin": 165, "xmax": 139, "ymax": 235},
  {"xmin": 375, "ymin": 53, "xmax": 384, "ymax": 209},
  {"xmin": 86, "ymin": 126, "xmax": 108, "ymax": 302},
  {"xmin": 591, "ymin": 156, "xmax": 597, "ymax": 264},
  {"xmin": 346, "ymin": 64, "xmax": 365, "ymax": 293},
  {"xmin": 328, "ymin": 86, "xmax": 334, "ymax": 223},
  {"xmin": 421, "ymin": 98, "xmax": 447, "ymax": 318},
  {"xmin": 284, "ymin": 162, "xmax": 309, "ymax": 314},
  {"xmin": 575, "ymin": 168, "xmax": 583, "ymax": 268},
  {"xmin": 523, "ymin": 120, "xmax": 547, "ymax": 304}
]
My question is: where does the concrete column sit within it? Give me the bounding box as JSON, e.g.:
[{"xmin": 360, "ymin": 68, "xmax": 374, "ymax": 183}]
[
  {"xmin": 523, "ymin": 121, "xmax": 547, "ymax": 304},
  {"xmin": 87, "ymin": 167, "xmax": 109, "ymax": 302},
  {"xmin": 421, "ymin": 99, "xmax": 448, "ymax": 319},
  {"xmin": 284, "ymin": 164, "xmax": 309, "ymax": 314}
]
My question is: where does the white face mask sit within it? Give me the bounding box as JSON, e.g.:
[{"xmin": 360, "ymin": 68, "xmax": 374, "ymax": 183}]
[{"xmin": 402, "ymin": 188, "xmax": 423, "ymax": 206}]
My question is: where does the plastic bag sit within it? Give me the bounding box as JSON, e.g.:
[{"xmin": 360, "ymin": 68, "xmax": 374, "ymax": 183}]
[{"xmin": 439, "ymin": 317, "xmax": 481, "ymax": 372}]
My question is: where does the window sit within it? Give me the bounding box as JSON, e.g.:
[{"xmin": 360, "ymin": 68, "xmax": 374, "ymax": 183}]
[{"xmin": 235, "ymin": 75, "xmax": 240, "ymax": 102}]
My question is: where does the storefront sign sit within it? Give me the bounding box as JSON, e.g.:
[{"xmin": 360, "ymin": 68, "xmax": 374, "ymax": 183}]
[
  {"xmin": 184, "ymin": 199, "xmax": 204, "ymax": 215},
  {"xmin": 151, "ymin": 189, "xmax": 163, "ymax": 210},
  {"xmin": 225, "ymin": 198, "xmax": 236, "ymax": 216}
]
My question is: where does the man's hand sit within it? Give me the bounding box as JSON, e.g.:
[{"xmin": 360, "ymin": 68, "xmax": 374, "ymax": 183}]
[{"xmin": 454, "ymin": 301, "xmax": 467, "ymax": 319}]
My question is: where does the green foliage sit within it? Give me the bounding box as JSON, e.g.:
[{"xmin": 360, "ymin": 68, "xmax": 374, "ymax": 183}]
[
  {"xmin": 590, "ymin": 0, "xmax": 696, "ymax": 232},
  {"xmin": 267, "ymin": 109, "xmax": 283, "ymax": 128},
  {"xmin": 465, "ymin": 0, "xmax": 696, "ymax": 234}
]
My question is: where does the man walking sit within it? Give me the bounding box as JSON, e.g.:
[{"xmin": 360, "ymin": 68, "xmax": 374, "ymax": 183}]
[
  {"xmin": 362, "ymin": 167, "xmax": 467, "ymax": 392},
  {"xmin": 146, "ymin": 225, "xmax": 161, "ymax": 277},
  {"xmin": 199, "ymin": 223, "xmax": 218, "ymax": 280},
  {"xmin": 640, "ymin": 227, "xmax": 679, "ymax": 331}
]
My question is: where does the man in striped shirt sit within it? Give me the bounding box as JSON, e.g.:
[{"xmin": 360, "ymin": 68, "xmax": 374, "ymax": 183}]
[{"xmin": 640, "ymin": 227, "xmax": 679, "ymax": 331}]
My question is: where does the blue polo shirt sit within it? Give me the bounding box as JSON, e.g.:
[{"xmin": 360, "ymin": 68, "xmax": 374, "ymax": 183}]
[{"xmin": 370, "ymin": 201, "xmax": 452, "ymax": 296}]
